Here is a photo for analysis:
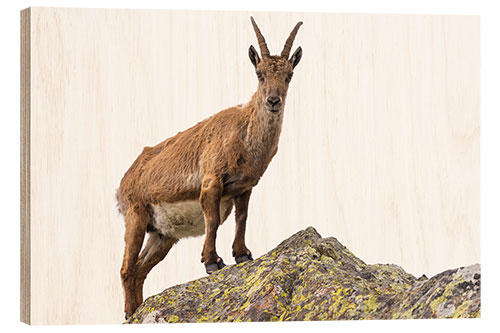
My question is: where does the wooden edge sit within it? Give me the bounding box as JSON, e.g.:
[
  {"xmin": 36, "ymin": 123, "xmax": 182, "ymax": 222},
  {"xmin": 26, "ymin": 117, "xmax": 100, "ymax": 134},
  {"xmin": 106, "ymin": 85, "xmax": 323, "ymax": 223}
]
[{"xmin": 20, "ymin": 7, "xmax": 31, "ymax": 325}]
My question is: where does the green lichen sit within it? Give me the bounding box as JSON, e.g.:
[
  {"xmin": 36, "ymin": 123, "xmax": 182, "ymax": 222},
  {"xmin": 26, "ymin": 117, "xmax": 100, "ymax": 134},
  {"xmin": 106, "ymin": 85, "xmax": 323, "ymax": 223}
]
[{"xmin": 125, "ymin": 227, "xmax": 480, "ymax": 324}]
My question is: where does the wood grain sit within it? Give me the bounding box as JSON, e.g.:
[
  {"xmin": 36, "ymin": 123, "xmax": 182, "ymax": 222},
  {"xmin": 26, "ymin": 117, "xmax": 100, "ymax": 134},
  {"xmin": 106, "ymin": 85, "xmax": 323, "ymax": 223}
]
[{"xmin": 21, "ymin": 8, "xmax": 480, "ymax": 324}]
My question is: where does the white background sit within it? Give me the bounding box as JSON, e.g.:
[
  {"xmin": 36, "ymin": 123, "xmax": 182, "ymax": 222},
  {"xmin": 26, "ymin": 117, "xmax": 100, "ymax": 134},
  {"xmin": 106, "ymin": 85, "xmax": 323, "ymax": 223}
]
[{"xmin": 2, "ymin": 0, "xmax": 499, "ymax": 332}]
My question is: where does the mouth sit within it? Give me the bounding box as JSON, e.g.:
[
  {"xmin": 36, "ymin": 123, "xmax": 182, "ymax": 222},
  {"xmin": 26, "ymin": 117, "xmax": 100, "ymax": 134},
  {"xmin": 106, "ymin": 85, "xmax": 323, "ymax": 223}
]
[
  {"xmin": 266, "ymin": 104, "xmax": 282, "ymax": 114},
  {"xmin": 268, "ymin": 108, "xmax": 281, "ymax": 114}
]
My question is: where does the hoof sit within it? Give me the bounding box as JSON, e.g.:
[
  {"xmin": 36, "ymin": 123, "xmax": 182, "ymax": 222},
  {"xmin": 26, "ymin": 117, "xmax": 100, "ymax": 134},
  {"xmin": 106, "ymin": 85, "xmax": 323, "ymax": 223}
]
[
  {"xmin": 205, "ymin": 258, "xmax": 225, "ymax": 274},
  {"xmin": 235, "ymin": 253, "xmax": 253, "ymax": 264}
]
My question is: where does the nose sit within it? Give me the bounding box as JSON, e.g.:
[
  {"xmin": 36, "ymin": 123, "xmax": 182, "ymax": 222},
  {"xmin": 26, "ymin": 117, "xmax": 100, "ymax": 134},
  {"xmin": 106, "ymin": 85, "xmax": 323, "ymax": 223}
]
[{"xmin": 267, "ymin": 96, "xmax": 281, "ymax": 108}]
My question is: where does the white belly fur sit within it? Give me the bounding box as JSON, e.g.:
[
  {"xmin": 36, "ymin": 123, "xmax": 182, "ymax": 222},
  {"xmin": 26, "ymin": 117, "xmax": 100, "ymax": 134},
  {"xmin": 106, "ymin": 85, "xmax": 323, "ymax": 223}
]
[{"xmin": 151, "ymin": 196, "xmax": 233, "ymax": 239}]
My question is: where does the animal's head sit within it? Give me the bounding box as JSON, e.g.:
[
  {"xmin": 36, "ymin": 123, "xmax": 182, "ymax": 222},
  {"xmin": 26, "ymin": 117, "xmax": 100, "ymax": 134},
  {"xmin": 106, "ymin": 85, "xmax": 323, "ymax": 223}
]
[{"xmin": 249, "ymin": 17, "xmax": 303, "ymax": 114}]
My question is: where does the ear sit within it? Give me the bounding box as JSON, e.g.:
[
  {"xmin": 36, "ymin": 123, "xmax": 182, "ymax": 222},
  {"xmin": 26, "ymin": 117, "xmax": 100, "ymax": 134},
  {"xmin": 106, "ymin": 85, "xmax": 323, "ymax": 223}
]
[
  {"xmin": 248, "ymin": 45, "xmax": 260, "ymax": 68},
  {"xmin": 290, "ymin": 46, "xmax": 302, "ymax": 68}
]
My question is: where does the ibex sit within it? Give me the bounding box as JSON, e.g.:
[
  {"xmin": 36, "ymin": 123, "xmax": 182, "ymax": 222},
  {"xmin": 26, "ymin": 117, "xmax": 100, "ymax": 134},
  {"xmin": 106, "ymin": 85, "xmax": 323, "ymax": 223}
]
[{"xmin": 116, "ymin": 17, "xmax": 303, "ymax": 319}]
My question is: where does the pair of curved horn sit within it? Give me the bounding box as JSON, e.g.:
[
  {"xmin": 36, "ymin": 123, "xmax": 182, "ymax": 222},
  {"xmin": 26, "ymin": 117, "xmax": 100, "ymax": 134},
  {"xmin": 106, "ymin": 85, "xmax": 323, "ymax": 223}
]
[{"xmin": 250, "ymin": 16, "xmax": 303, "ymax": 59}]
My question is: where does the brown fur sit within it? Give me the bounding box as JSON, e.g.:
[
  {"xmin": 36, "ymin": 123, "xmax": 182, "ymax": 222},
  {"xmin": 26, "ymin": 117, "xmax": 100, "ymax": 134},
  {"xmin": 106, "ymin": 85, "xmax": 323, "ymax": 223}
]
[{"xmin": 117, "ymin": 17, "xmax": 303, "ymax": 319}]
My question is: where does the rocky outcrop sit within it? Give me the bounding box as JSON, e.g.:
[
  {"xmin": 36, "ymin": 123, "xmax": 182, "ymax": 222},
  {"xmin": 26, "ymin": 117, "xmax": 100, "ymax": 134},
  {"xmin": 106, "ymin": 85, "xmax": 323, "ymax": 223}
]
[{"xmin": 126, "ymin": 227, "xmax": 480, "ymax": 323}]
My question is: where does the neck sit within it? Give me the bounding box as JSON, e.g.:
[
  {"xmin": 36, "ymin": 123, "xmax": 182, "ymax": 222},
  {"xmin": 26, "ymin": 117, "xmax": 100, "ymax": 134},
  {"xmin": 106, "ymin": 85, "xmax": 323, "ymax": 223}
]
[{"xmin": 244, "ymin": 93, "xmax": 284, "ymax": 165}]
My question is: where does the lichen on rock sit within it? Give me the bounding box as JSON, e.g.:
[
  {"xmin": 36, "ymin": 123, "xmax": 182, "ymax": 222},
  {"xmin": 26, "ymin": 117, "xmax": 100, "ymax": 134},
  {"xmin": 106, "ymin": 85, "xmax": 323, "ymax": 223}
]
[{"xmin": 125, "ymin": 227, "xmax": 480, "ymax": 323}]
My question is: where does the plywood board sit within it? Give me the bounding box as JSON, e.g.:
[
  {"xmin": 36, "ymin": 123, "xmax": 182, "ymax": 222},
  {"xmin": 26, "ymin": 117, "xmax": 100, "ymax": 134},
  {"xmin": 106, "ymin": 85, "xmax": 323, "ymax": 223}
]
[{"xmin": 21, "ymin": 8, "xmax": 480, "ymax": 324}]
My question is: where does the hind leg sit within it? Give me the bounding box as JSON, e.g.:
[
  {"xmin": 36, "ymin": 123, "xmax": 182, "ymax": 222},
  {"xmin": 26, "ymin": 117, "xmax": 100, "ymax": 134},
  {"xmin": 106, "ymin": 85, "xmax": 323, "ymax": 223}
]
[
  {"xmin": 120, "ymin": 205, "xmax": 148, "ymax": 319},
  {"xmin": 134, "ymin": 233, "xmax": 178, "ymax": 306}
]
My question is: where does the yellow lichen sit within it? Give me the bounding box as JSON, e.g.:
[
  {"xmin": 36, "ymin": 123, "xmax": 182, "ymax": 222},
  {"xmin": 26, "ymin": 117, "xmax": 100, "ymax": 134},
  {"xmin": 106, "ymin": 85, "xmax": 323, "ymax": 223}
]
[
  {"xmin": 453, "ymin": 301, "xmax": 472, "ymax": 318},
  {"xmin": 168, "ymin": 315, "xmax": 179, "ymax": 323}
]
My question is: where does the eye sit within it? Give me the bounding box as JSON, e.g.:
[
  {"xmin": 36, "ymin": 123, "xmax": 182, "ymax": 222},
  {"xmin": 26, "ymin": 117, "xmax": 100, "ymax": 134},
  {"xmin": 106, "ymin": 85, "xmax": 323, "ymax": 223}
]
[
  {"xmin": 285, "ymin": 72, "xmax": 293, "ymax": 83},
  {"xmin": 256, "ymin": 71, "xmax": 264, "ymax": 82}
]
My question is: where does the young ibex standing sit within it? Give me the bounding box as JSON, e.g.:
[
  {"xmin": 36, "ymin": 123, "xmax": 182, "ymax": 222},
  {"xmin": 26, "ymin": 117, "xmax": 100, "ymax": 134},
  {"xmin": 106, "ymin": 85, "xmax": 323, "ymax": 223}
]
[{"xmin": 117, "ymin": 17, "xmax": 303, "ymax": 318}]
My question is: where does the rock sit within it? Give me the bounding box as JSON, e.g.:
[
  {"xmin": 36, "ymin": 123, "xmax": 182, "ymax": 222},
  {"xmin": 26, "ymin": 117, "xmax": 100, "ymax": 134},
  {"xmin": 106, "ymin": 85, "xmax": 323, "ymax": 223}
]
[{"xmin": 125, "ymin": 227, "xmax": 480, "ymax": 323}]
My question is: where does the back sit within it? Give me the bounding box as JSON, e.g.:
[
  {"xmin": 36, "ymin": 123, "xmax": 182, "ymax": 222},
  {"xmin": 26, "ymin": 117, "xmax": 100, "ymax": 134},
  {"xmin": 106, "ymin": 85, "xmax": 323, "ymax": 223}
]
[{"xmin": 117, "ymin": 105, "xmax": 247, "ymax": 212}]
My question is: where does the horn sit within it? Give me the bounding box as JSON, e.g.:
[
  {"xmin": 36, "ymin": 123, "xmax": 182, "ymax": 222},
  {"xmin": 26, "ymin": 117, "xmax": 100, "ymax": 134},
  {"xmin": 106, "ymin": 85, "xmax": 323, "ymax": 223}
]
[
  {"xmin": 280, "ymin": 21, "xmax": 303, "ymax": 59},
  {"xmin": 250, "ymin": 16, "xmax": 270, "ymax": 58}
]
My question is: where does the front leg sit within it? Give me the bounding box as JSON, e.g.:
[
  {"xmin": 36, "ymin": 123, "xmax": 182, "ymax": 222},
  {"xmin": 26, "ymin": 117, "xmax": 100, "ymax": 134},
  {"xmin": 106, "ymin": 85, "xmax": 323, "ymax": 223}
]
[
  {"xmin": 233, "ymin": 189, "xmax": 253, "ymax": 264},
  {"xmin": 200, "ymin": 176, "xmax": 225, "ymax": 274}
]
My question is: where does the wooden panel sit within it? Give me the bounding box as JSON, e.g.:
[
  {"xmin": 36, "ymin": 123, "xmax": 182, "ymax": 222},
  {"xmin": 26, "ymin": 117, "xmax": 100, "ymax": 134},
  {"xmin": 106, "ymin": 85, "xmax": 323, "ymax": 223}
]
[{"xmin": 22, "ymin": 8, "xmax": 480, "ymax": 324}]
